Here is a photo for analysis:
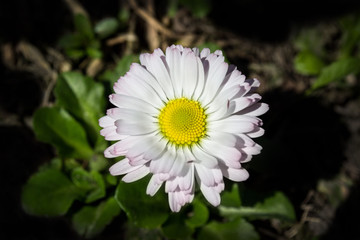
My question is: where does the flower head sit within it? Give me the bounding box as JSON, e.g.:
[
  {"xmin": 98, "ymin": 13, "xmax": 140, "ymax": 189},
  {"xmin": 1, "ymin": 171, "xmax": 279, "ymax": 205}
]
[{"xmin": 99, "ymin": 45, "xmax": 268, "ymax": 212}]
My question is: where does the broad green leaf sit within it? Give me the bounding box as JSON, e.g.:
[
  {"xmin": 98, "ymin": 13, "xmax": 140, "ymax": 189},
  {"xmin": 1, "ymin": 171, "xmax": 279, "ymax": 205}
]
[
  {"xmin": 115, "ymin": 176, "xmax": 169, "ymax": 228},
  {"xmin": 22, "ymin": 168, "xmax": 81, "ymax": 216},
  {"xmin": 198, "ymin": 218, "xmax": 260, "ymax": 240},
  {"xmin": 219, "ymin": 191, "xmax": 296, "ymax": 221},
  {"xmin": 294, "ymin": 50, "xmax": 325, "ymax": 75},
  {"xmin": 74, "ymin": 14, "xmax": 94, "ymax": 40},
  {"xmin": 94, "ymin": 17, "xmax": 119, "ymax": 38},
  {"xmin": 33, "ymin": 107, "xmax": 93, "ymax": 159},
  {"xmin": 221, "ymin": 184, "xmax": 242, "ymax": 208},
  {"xmin": 185, "ymin": 198, "xmax": 209, "ymax": 228},
  {"xmin": 72, "ymin": 197, "xmax": 121, "ymax": 238},
  {"xmin": 99, "ymin": 54, "xmax": 139, "ymax": 84},
  {"xmin": 311, "ymin": 57, "xmax": 360, "ymax": 90},
  {"xmin": 71, "ymin": 168, "xmax": 106, "ymax": 203},
  {"xmin": 54, "ymin": 71, "xmax": 105, "ymax": 144}
]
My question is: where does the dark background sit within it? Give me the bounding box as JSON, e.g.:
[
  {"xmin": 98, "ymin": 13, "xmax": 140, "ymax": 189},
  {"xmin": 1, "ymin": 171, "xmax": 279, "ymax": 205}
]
[{"xmin": 1, "ymin": 0, "xmax": 360, "ymax": 239}]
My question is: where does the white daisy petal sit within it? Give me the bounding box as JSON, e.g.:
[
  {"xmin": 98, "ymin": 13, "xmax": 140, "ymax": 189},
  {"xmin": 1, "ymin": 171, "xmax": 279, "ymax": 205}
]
[
  {"xmin": 195, "ymin": 164, "xmax": 215, "ymax": 187},
  {"xmin": 200, "ymin": 184, "xmax": 221, "ymax": 206},
  {"xmin": 222, "ymin": 167, "xmax": 249, "ymax": 182},
  {"xmin": 122, "ymin": 164, "xmax": 150, "ymax": 183},
  {"xmin": 146, "ymin": 174, "xmax": 164, "ymax": 196},
  {"xmin": 109, "ymin": 158, "xmax": 142, "ymax": 176},
  {"xmin": 165, "ymin": 46, "xmax": 182, "ymax": 97},
  {"xmin": 100, "ymin": 45, "xmax": 268, "ymax": 212},
  {"xmin": 182, "ymin": 51, "xmax": 198, "ymax": 98},
  {"xmin": 109, "ymin": 94, "xmax": 158, "ymax": 116},
  {"xmin": 201, "ymin": 139, "xmax": 242, "ymax": 168},
  {"xmin": 190, "ymin": 145, "xmax": 218, "ymax": 168},
  {"xmin": 99, "ymin": 115, "xmax": 115, "ymax": 127}
]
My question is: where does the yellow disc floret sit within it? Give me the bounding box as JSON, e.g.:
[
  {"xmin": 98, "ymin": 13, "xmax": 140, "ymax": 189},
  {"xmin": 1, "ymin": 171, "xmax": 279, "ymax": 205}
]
[{"xmin": 158, "ymin": 97, "xmax": 207, "ymax": 146}]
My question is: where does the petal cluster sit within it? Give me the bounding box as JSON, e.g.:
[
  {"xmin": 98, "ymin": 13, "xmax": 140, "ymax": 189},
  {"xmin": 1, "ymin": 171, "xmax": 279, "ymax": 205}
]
[{"xmin": 99, "ymin": 45, "xmax": 268, "ymax": 212}]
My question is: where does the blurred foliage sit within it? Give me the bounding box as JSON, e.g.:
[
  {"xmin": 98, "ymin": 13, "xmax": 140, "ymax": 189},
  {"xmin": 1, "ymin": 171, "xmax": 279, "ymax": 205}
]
[{"xmin": 293, "ymin": 13, "xmax": 360, "ymax": 92}]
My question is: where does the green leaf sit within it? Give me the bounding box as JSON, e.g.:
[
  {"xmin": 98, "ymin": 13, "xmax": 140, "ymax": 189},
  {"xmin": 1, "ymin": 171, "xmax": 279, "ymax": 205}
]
[
  {"xmin": 58, "ymin": 33, "xmax": 85, "ymax": 49},
  {"xmin": 65, "ymin": 48, "xmax": 86, "ymax": 59},
  {"xmin": 89, "ymin": 154, "xmax": 109, "ymax": 172},
  {"xmin": 115, "ymin": 176, "xmax": 169, "ymax": 228},
  {"xmin": 33, "ymin": 107, "xmax": 93, "ymax": 159},
  {"xmin": 294, "ymin": 50, "xmax": 325, "ymax": 75},
  {"xmin": 86, "ymin": 47, "xmax": 103, "ymax": 59},
  {"xmin": 105, "ymin": 173, "xmax": 118, "ymax": 186},
  {"xmin": 185, "ymin": 198, "xmax": 209, "ymax": 228},
  {"xmin": 162, "ymin": 198, "xmax": 209, "ymax": 239},
  {"xmin": 221, "ymin": 184, "xmax": 242, "ymax": 208},
  {"xmin": 219, "ymin": 191, "xmax": 296, "ymax": 221},
  {"xmin": 22, "ymin": 169, "xmax": 81, "ymax": 216},
  {"xmin": 71, "ymin": 168, "xmax": 106, "ymax": 203},
  {"xmin": 293, "ymin": 27, "xmax": 325, "ymax": 56},
  {"xmin": 54, "ymin": 71, "xmax": 105, "ymax": 144},
  {"xmin": 72, "ymin": 197, "xmax": 121, "ymax": 238},
  {"xmin": 94, "ymin": 17, "xmax": 119, "ymax": 38},
  {"xmin": 339, "ymin": 14, "xmax": 360, "ymax": 58},
  {"xmin": 74, "ymin": 14, "xmax": 94, "ymax": 40},
  {"xmin": 198, "ymin": 218, "xmax": 260, "ymax": 240},
  {"xmin": 162, "ymin": 213, "xmax": 194, "ymax": 239},
  {"xmin": 99, "ymin": 54, "xmax": 139, "ymax": 84},
  {"xmin": 118, "ymin": 8, "xmax": 130, "ymax": 27},
  {"xmin": 311, "ymin": 57, "xmax": 360, "ymax": 91}
]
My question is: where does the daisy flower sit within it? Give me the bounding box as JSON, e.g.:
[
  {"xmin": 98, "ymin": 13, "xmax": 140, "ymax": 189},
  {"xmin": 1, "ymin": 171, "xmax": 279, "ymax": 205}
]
[{"xmin": 99, "ymin": 45, "xmax": 268, "ymax": 212}]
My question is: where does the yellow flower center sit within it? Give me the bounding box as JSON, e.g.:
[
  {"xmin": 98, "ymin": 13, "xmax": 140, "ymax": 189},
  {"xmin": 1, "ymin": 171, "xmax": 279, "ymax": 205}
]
[{"xmin": 158, "ymin": 97, "xmax": 207, "ymax": 146}]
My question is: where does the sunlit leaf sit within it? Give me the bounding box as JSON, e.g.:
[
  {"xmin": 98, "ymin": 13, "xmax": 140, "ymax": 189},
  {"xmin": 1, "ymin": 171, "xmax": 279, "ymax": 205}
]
[
  {"xmin": 95, "ymin": 17, "xmax": 119, "ymax": 38},
  {"xmin": 311, "ymin": 57, "xmax": 360, "ymax": 91},
  {"xmin": 22, "ymin": 169, "xmax": 82, "ymax": 216},
  {"xmin": 33, "ymin": 107, "xmax": 93, "ymax": 159},
  {"xmin": 115, "ymin": 176, "xmax": 169, "ymax": 228},
  {"xmin": 72, "ymin": 197, "xmax": 121, "ymax": 238},
  {"xmin": 54, "ymin": 71, "xmax": 105, "ymax": 144},
  {"xmin": 294, "ymin": 50, "xmax": 325, "ymax": 75},
  {"xmin": 198, "ymin": 218, "xmax": 260, "ymax": 240}
]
